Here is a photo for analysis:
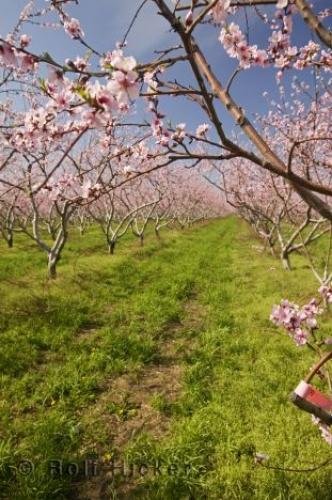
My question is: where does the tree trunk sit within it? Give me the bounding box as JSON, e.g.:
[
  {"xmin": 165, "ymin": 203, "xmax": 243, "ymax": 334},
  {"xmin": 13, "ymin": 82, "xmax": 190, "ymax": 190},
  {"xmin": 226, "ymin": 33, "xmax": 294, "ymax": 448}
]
[
  {"xmin": 108, "ymin": 241, "xmax": 116, "ymax": 255},
  {"xmin": 281, "ymin": 250, "xmax": 291, "ymax": 271},
  {"xmin": 155, "ymin": 226, "xmax": 160, "ymax": 239},
  {"xmin": 7, "ymin": 233, "xmax": 13, "ymax": 248},
  {"xmin": 140, "ymin": 234, "xmax": 144, "ymax": 247},
  {"xmin": 48, "ymin": 254, "xmax": 57, "ymax": 279},
  {"xmin": 268, "ymin": 238, "xmax": 276, "ymax": 257}
]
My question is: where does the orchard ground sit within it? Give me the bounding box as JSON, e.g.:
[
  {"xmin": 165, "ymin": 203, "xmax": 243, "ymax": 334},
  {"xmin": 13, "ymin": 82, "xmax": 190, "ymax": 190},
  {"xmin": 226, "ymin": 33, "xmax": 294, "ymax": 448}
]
[{"xmin": 1, "ymin": 216, "xmax": 332, "ymax": 499}]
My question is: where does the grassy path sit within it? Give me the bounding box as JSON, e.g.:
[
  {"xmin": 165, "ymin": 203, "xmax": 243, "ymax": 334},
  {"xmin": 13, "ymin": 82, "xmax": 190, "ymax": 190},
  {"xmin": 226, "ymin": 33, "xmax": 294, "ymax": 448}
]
[{"xmin": 1, "ymin": 218, "xmax": 332, "ymax": 499}]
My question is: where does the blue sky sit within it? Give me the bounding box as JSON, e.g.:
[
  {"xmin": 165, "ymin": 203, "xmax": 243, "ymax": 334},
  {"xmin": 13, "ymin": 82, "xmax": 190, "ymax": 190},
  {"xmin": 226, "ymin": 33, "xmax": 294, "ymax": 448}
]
[{"xmin": 1, "ymin": 1, "xmax": 330, "ymax": 137}]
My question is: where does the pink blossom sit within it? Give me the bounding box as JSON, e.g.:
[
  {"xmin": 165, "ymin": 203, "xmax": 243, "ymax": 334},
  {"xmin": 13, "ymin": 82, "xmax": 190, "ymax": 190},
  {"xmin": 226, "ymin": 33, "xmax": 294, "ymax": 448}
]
[
  {"xmin": 88, "ymin": 81, "xmax": 117, "ymax": 112},
  {"xmin": 220, "ymin": 24, "xmax": 269, "ymax": 68},
  {"xmin": 46, "ymin": 70, "xmax": 65, "ymax": 89},
  {"xmin": 293, "ymin": 328, "xmax": 308, "ymax": 346},
  {"xmin": 286, "ymin": 46, "xmax": 298, "ymax": 57},
  {"xmin": 196, "ymin": 123, "xmax": 210, "ymax": 137},
  {"xmin": 219, "ymin": 23, "xmax": 244, "ymax": 58},
  {"xmin": 211, "ymin": 0, "xmax": 231, "ymax": 25},
  {"xmin": 100, "ymin": 52, "xmax": 113, "ymax": 70},
  {"xmin": 24, "ymin": 107, "xmax": 50, "ymax": 131},
  {"xmin": 275, "ymin": 55, "xmax": 290, "ymax": 68},
  {"xmin": 20, "ymin": 34, "xmax": 31, "ymax": 48},
  {"xmin": 159, "ymin": 134, "xmax": 170, "ymax": 146},
  {"xmin": 300, "ymin": 298, "xmax": 321, "ymax": 322},
  {"xmin": 252, "ymin": 48, "xmax": 269, "ymax": 67},
  {"xmin": 320, "ymin": 50, "xmax": 332, "ymax": 68},
  {"xmin": 269, "ymin": 31, "xmax": 290, "ymax": 53},
  {"xmin": 19, "ymin": 53, "xmax": 37, "ymax": 73},
  {"xmin": 64, "ymin": 17, "xmax": 84, "ymax": 39},
  {"xmin": 69, "ymin": 57, "xmax": 88, "ymax": 72},
  {"xmin": 109, "ymin": 50, "xmax": 137, "ymax": 72},
  {"xmin": 172, "ymin": 123, "xmax": 186, "ymax": 142},
  {"xmin": 151, "ymin": 116, "xmax": 170, "ymax": 146},
  {"xmin": 270, "ymin": 298, "xmax": 320, "ymax": 346},
  {"xmin": 107, "ymin": 70, "xmax": 139, "ymax": 105},
  {"xmin": 0, "ymin": 43, "xmax": 17, "ymax": 68},
  {"xmin": 52, "ymin": 90, "xmax": 72, "ymax": 110},
  {"xmin": 79, "ymin": 109, "xmax": 107, "ymax": 128}
]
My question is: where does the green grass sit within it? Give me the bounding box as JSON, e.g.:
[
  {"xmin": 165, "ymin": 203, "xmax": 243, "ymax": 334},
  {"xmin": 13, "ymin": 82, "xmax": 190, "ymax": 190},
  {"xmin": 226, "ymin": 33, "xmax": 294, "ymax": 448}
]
[{"xmin": 1, "ymin": 218, "xmax": 332, "ymax": 499}]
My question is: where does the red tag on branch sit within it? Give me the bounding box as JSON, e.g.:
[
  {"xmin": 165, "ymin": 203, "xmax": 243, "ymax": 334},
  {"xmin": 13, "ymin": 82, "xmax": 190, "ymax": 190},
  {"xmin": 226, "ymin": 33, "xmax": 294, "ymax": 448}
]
[{"xmin": 294, "ymin": 380, "xmax": 332, "ymax": 410}]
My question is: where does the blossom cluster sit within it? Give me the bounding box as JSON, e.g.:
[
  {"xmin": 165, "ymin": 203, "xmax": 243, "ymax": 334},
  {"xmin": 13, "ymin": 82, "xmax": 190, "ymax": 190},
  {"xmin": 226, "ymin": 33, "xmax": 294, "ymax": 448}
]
[
  {"xmin": 4, "ymin": 48, "xmax": 140, "ymax": 153},
  {"xmin": 217, "ymin": 1, "xmax": 331, "ymax": 74},
  {"xmin": 145, "ymin": 72, "xmax": 171, "ymax": 146},
  {"xmin": 0, "ymin": 40, "xmax": 37, "ymax": 74},
  {"xmin": 219, "ymin": 23, "xmax": 269, "ymax": 69},
  {"xmin": 63, "ymin": 17, "xmax": 84, "ymax": 39},
  {"xmin": 210, "ymin": 0, "xmax": 234, "ymax": 25},
  {"xmin": 43, "ymin": 174, "xmax": 102, "ymax": 202},
  {"xmin": 99, "ymin": 49, "xmax": 139, "ymax": 105},
  {"xmin": 171, "ymin": 123, "xmax": 186, "ymax": 143},
  {"xmin": 270, "ymin": 298, "xmax": 321, "ymax": 346}
]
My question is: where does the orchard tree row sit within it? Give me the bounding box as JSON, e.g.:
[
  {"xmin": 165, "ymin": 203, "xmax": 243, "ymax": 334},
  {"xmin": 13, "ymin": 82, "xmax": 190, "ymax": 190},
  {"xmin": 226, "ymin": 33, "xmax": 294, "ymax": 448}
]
[{"xmin": 0, "ymin": 164, "xmax": 225, "ymax": 276}]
